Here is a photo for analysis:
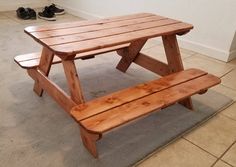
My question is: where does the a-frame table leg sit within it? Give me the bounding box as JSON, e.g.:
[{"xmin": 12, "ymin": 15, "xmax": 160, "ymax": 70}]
[
  {"xmin": 116, "ymin": 39, "xmax": 147, "ymax": 72},
  {"xmin": 33, "ymin": 47, "xmax": 54, "ymax": 96},
  {"xmin": 162, "ymin": 34, "xmax": 193, "ymax": 110},
  {"xmin": 62, "ymin": 57, "xmax": 85, "ymax": 104}
]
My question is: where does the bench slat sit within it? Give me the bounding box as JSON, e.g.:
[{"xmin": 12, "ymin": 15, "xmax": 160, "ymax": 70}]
[
  {"xmin": 71, "ymin": 69, "xmax": 207, "ymax": 121},
  {"xmin": 80, "ymin": 74, "xmax": 220, "ymax": 133},
  {"xmin": 14, "ymin": 44, "xmax": 129, "ymax": 69}
]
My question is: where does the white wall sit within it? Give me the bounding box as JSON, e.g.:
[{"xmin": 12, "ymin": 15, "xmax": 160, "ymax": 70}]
[
  {"xmin": 0, "ymin": 0, "xmax": 48, "ymax": 11},
  {"xmin": 52, "ymin": 0, "xmax": 236, "ymax": 61}
]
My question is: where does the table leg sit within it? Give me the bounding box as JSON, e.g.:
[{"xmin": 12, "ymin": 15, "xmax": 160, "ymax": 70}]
[
  {"xmin": 33, "ymin": 47, "xmax": 54, "ymax": 96},
  {"xmin": 162, "ymin": 34, "xmax": 193, "ymax": 110},
  {"xmin": 116, "ymin": 39, "xmax": 147, "ymax": 72},
  {"xmin": 62, "ymin": 58, "xmax": 84, "ymax": 104}
]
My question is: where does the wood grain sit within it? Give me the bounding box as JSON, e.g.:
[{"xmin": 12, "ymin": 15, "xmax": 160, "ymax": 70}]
[
  {"xmin": 14, "ymin": 44, "xmax": 130, "ymax": 69},
  {"xmin": 162, "ymin": 34, "xmax": 193, "ymax": 109},
  {"xmin": 116, "ymin": 39, "xmax": 147, "ymax": 72},
  {"xmin": 50, "ymin": 22, "xmax": 193, "ymax": 57},
  {"xmin": 27, "ymin": 69, "xmax": 76, "ymax": 112},
  {"xmin": 33, "ymin": 47, "xmax": 54, "ymax": 96},
  {"xmin": 71, "ymin": 69, "xmax": 207, "ymax": 121},
  {"xmin": 80, "ymin": 74, "xmax": 221, "ymax": 133},
  {"xmin": 62, "ymin": 59, "xmax": 85, "ymax": 104},
  {"xmin": 25, "ymin": 13, "xmax": 155, "ymax": 33}
]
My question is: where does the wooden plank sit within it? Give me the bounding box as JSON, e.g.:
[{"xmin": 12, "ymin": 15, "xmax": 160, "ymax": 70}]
[
  {"xmin": 40, "ymin": 19, "xmax": 178, "ymax": 46},
  {"xmin": 27, "ymin": 69, "xmax": 76, "ymax": 112},
  {"xmin": 79, "ymin": 126, "xmax": 101, "ymax": 158},
  {"xmin": 25, "ymin": 13, "xmax": 155, "ymax": 33},
  {"xmin": 133, "ymin": 53, "xmax": 170, "ymax": 76},
  {"xmin": 51, "ymin": 22, "xmax": 193, "ymax": 57},
  {"xmin": 32, "ymin": 15, "xmax": 166, "ymax": 39},
  {"xmin": 162, "ymin": 34, "xmax": 193, "ymax": 109},
  {"xmin": 80, "ymin": 74, "xmax": 221, "ymax": 133},
  {"xmin": 14, "ymin": 44, "xmax": 130, "ymax": 69},
  {"xmin": 71, "ymin": 69, "xmax": 207, "ymax": 121},
  {"xmin": 33, "ymin": 47, "xmax": 54, "ymax": 96},
  {"xmin": 116, "ymin": 39, "xmax": 147, "ymax": 72},
  {"xmin": 62, "ymin": 59, "xmax": 85, "ymax": 104}
]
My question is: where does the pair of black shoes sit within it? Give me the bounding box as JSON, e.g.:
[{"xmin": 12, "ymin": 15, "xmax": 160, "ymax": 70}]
[
  {"xmin": 16, "ymin": 7, "xmax": 36, "ymax": 20},
  {"xmin": 38, "ymin": 4, "xmax": 65, "ymax": 21}
]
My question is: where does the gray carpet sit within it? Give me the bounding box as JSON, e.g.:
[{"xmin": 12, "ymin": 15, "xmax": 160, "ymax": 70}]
[{"xmin": 0, "ymin": 52, "xmax": 233, "ymax": 167}]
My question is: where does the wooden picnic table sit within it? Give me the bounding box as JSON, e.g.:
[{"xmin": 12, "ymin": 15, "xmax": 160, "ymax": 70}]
[{"xmin": 14, "ymin": 13, "xmax": 220, "ymax": 158}]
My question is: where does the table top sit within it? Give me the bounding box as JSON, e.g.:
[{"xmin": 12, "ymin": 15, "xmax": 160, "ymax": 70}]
[{"xmin": 25, "ymin": 13, "xmax": 193, "ymax": 56}]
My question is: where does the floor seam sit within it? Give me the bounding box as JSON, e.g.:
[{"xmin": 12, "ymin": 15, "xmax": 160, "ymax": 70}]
[
  {"xmin": 220, "ymin": 69, "xmax": 234, "ymax": 79},
  {"xmin": 210, "ymin": 140, "xmax": 236, "ymax": 167},
  {"xmin": 183, "ymin": 138, "xmax": 218, "ymax": 158}
]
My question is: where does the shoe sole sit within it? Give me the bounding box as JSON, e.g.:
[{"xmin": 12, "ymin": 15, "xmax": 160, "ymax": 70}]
[
  {"xmin": 55, "ymin": 11, "xmax": 65, "ymax": 15},
  {"xmin": 38, "ymin": 15, "xmax": 56, "ymax": 21}
]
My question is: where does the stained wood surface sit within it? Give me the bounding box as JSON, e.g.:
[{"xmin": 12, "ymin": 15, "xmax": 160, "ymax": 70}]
[
  {"xmin": 27, "ymin": 69, "xmax": 76, "ymax": 112},
  {"xmin": 71, "ymin": 69, "xmax": 207, "ymax": 122},
  {"xmin": 33, "ymin": 47, "xmax": 54, "ymax": 96},
  {"xmin": 62, "ymin": 59, "xmax": 85, "ymax": 104},
  {"xmin": 24, "ymin": 13, "xmax": 193, "ymax": 57},
  {"xmin": 80, "ymin": 74, "xmax": 221, "ymax": 133},
  {"xmin": 14, "ymin": 44, "xmax": 129, "ymax": 69}
]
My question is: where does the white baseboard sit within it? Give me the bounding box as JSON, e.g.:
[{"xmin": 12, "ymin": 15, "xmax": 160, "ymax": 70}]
[
  {"xmin": 0, "ymin": 1, "xmax": 49, "ymax": 11},
  {"xmin": 51, "ymin": 5, "xmax": 233, "ymax": 62},
  {"xmin": 55, "ymin": 3, "xmax": 103, "ymax": 19},
  {"xmin": 178, "ymin": 39, "xmax": 230, "ymax": 62},
  {"xmin": 228, "ymin": 49, "xmax": 236, "ymax": 61}
]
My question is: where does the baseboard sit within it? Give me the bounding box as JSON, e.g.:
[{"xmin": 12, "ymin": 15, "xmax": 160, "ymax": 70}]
[
  {"xmin": 55, "ymin": 3, "xmax": 103, "ymax": 19},
  {"xmin": 228, "ymin": 49, "xmax": 236, "ymax": 61},
  {"xmin": 178, "ymin": 39, "xmax": 230, "ymax": 62},
  {"xmin": 0, "ymin": 1, "xmax": 49, "ymax": 11}
]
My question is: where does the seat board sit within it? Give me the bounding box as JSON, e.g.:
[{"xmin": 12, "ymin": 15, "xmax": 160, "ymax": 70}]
[
  {"xmin": 71, "ymin": 69, "xmax": 207, "ymax": 122},
  {"xmin": 80, "ymin": 74, "xmax": 220, "ymax": 133},
  {"xmin": 14, "ymin": 44, "xmax": 129, "ymax": 69}
]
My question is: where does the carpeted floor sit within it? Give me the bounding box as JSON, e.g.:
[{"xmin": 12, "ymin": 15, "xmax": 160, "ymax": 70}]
[{"xmin": 0, "ymin": 52, "xmax": 233, "ymax": 167}]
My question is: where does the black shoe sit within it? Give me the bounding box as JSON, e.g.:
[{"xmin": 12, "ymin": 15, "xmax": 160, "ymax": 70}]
[
  {"xmin": 16, "ymin": 7, "xmax": 30, "ymax": 20},
  {"xmin": 16, "ymin": 7, "xmax": 36, "ymax": 20},
  {"xmin": 27, "ymin": 8, "xmax": 36, "ymax": 19},
  {"xmin": 48, "ymin": 4, "xmax": 65, "ymax": 15},
  {"xmin": 38, "ymin": 7, "xmax": 56, "ymax": 21}
]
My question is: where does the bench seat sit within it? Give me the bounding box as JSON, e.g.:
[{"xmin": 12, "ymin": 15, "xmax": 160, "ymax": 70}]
[
  {"xmin": 70, "ymin": 68, "xmax": 221, "ymax": 157},
  {"xmin": 14, "ymin": 44, "xmax": 129, "ymax": 69}
]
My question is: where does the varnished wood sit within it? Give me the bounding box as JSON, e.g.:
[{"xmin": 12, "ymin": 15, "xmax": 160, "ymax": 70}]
[
  {"xmin": 116, "ymin": 39, "xmax": 147, "ymax": 72},
  {"xmin": 14, "ymin": 44, "xmax": 130, "ymax": 69},
  {"xmin": 33, "ymin": 47, "xmax": 54, "ymax": 96},
  {"xmin": 24, "ymin": 13, "xmax": 193, "ymax": 58},
  {"xmin": 62, "ymin": 59, "xmax": 84, "ymax": 104},
  {"xmin": 79, "ymin": 126, "xmax": 101, "ymax": 158},
  {"xmin": 27, "ymin": 69, "xmax": 76, "ymax": 112},
  {"xmin": 25, "ymin": 13, "xmax": 155, "ymax": 33},
  {"xmin": 162, "ymin": 34, "xmax": 193, "ymax": 109},
  {"xmin": 33, "ymin": 15, "xmax": 167, "ymax": 39},
  {"xmin": 133, "ymin": 52, "xmax": 170, "ymax": 76},
  {"xmin": 80, "ymin": 74, "xmax": 221, "ymax": 133},
  {"xmin": 50, "ymin": 22, "xmax": 193, "ymax": 57},
  {"xmin": 71, "ymin": 69, "xmax": 207, "ymax": 122}
]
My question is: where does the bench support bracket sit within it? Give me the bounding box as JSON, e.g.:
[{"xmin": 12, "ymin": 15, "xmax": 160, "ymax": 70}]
[{"xmin": 80, "ymin": 126, "xmax": 101, "ymax": 158}]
